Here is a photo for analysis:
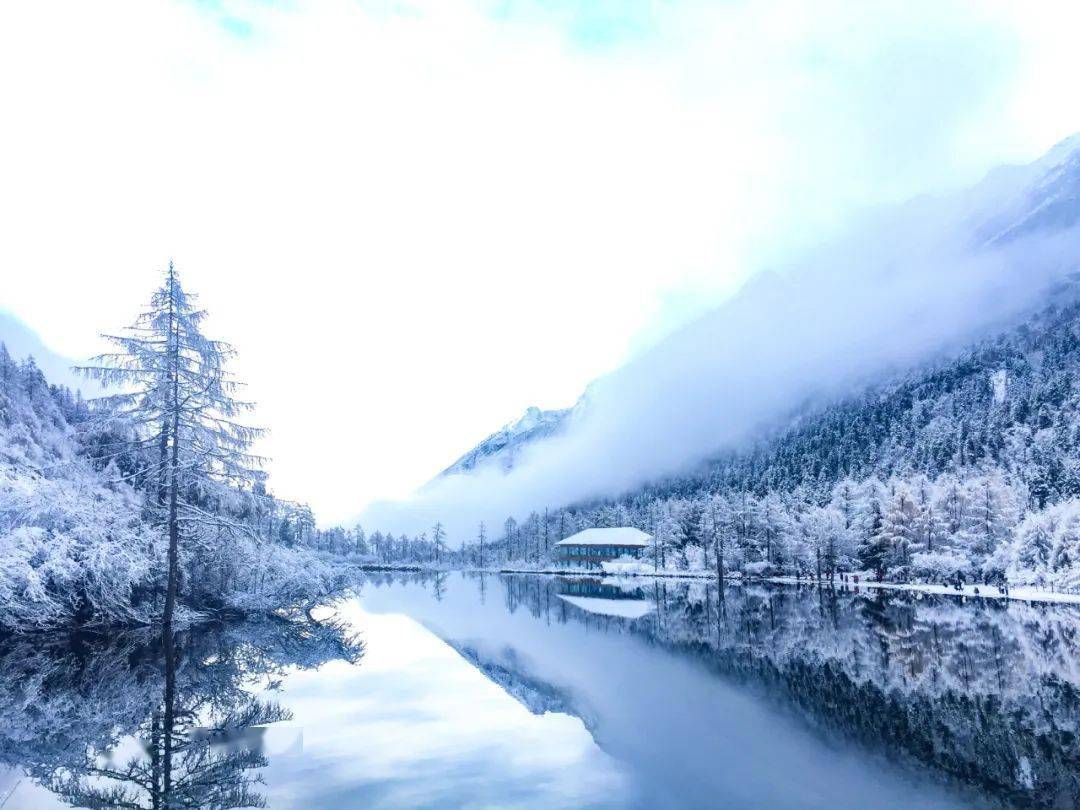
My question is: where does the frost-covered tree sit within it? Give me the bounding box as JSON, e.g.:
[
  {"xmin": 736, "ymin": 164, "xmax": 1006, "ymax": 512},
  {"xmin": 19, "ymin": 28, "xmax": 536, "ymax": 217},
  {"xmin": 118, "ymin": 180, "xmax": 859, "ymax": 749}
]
[
  {"xmin": 880, "ymin": 482, "xmax": 919, "ymax": 577},
  {"xmin": 78, "ymin": 262, "xmax": 265, "ymax": 631},
  {"xmin": 756, "ymin": 492, "xmax": 791, "ymax": 569},
  {"xmin": 648, "ymin": 502, "xmax": 682, "ymax": 571},
  {"xmin": 432, "ymin": 521, "xmax": 447, "ymax": 564},
  {"xmin": 699, "ymin": 493, "xmax": 729, "ymax": 581},
  {"xmin": 0, "ymin": 344, "xmax": 160, "ymax": 629},
  {"xmin": 1048, "ymin": 509, "xmax": 1080, "ymax": 590},
  {"xmin": 502, "ymin": 516, "xmax": 516, "ymax": 562},
  {"xmin": 965, "ymin": 475, "xmax": 1017, "ymax": 573},
  {"xmin": 857, "ymin": 480, "xmax": 889, "ymax": 579}
]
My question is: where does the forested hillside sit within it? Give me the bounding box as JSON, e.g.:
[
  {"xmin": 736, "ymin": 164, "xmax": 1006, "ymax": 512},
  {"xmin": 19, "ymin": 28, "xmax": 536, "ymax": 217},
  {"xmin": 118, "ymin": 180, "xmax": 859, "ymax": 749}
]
[
  {"xmin": 0, "ymin": 346, "xmax": 159, "ymax": 629},
  {"xmin": 428, "ymin": 292, "xmax": 1080, "ymax": 590},
  {"xmin": 657, "ymin": 290, "xmax": 1080, "ymax": 506}
]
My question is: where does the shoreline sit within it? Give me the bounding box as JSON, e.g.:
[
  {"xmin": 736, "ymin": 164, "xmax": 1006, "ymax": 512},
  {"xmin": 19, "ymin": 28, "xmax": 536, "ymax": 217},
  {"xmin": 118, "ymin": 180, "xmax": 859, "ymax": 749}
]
[{"xmin": 356, "ymin": 563, "xmax": 1080, "ymax": 606}]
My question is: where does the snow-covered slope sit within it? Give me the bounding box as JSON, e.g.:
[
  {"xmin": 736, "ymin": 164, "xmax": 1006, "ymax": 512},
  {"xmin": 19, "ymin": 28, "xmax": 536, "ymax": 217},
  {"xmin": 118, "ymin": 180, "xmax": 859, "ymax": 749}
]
[
  {"xmin": 440, "ymin": 404, "xmax": 574, "ymax": 476},
  {"xmin": 977, "ymin": 132, "xmax": 1080, "ymax": 247},
  {"xmin": 435, "ymin": 134, "xmax": 1080, "ymax": 493},
  {"xmin": 0, "ymin": 344, "xmax": 160, "ymax": 630}
]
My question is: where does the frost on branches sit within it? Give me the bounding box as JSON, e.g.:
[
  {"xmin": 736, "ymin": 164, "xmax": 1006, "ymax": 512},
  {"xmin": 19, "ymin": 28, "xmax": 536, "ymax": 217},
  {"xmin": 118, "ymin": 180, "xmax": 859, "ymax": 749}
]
[{"xmin": 0, "ymin": 265, "xmax": 347, "ymax": 634}]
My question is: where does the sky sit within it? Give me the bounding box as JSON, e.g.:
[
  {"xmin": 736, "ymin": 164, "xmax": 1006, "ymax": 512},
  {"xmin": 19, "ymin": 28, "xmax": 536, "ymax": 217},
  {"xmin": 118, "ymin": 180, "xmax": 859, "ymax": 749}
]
[{"xmin": 2, "ymin": 0, "xmax": 1080, "ymax": 525}]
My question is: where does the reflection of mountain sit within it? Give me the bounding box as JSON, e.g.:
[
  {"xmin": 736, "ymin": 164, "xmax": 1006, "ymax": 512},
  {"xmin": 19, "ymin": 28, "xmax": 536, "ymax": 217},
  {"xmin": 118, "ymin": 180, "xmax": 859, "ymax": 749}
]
[
  {"xmin": 446, "ymin": 640, "xmax": 596, "ymax": 732},
  {"xmin": 495, "ymin": 574, "xmax": 1080, "ymax": 807}
]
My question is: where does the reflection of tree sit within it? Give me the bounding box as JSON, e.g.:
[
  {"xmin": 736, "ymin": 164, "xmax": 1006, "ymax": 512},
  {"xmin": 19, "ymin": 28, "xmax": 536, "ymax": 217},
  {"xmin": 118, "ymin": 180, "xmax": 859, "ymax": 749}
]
[
  {"xmin": 431, "ymin": 573, "xmax": 447, "ymax": 603},
  {"xmin": 48, "ymin": 703, "xmax": 289, "ymax": 808},
  {"xmin": 0, "ymin": 613, "xmax": 362, "ymax": 809},
  {"xmin": 497, "ymin": 574, "xmax": 1080, "ymax": 807}
]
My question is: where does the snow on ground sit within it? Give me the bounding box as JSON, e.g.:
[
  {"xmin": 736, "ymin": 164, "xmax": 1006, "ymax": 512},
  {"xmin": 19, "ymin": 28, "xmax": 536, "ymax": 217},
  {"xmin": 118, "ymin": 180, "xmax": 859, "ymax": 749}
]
[
  {"xmin": 397, "ymin": 560, "xmax": 1080, "ymax": 606},
  {"xmin": 838, "ymin": 579, "xmax": 1080, "ymax": 605},
  {"xmin": 595, "ymin": 561, "xmax": 1080, "ymax": 605}
]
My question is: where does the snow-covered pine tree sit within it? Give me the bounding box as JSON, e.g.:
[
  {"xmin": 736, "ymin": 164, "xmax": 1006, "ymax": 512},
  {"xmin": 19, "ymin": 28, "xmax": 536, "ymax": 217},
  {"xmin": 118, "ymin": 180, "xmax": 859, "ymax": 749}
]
[
  {"xmin": 856, "ymin": 480, "xmax": 889, "ymax": 579},
  {"xmin": 756, "ymin": 492, "xmax": 791, "ymax": 569},
  {"xmin": 78, "ymin": 262, "xmax": 265, "ymax": 631},
  {"xmin": 432, "ymin": 521, "xmax": 446, "ymax": 564},
  {"xmin": 1007, "ymin": 506, "xmax": 1060, "ymax": 586},
  {"xmin": 698, "ymin": 493, "xmax": 728, "ymax": 580},
  {"xmin": 880, "ymin": 482, "xmax": 920, "ymax": 577},
  {"xmin": 502, "ymin": 516, "xmax": 516, "ymax": 562}
]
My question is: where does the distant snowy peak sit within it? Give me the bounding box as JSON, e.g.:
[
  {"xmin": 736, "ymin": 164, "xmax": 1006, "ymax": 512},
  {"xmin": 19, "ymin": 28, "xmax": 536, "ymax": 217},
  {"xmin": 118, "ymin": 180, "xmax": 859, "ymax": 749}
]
[
  {"xmin": 977, "ymin": 133, "xmax": 1080, "ymax": 247},
  {"xmin": 439, "ymin": 404, "xmax": 574, "ymax": 477}
]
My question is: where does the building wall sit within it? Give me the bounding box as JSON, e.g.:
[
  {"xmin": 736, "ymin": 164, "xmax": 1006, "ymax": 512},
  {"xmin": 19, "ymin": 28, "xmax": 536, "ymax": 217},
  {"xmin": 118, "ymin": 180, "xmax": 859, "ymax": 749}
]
[{"xmin": 558, "ymin": 545, "xmax": 644, "ymax": 568}]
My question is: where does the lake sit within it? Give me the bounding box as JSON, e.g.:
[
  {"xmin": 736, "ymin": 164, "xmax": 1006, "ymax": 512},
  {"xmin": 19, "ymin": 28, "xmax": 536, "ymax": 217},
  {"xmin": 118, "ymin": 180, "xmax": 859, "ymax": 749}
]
[{"xmin": 1, "ymin": 573, "xmax": 1078, "ymax": 808}]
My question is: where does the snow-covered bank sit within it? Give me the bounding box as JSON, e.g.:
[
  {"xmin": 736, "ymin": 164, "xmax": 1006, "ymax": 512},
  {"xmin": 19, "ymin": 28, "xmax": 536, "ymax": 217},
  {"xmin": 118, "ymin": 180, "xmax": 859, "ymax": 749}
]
[
  {"xmin": 826, "ymin": 578, "xmax": 1080, "ymax": 605},
  {"xmin": 602, "ymin": 562, "xmax": 1080, "ymax": 605},
  {"xmin": 0, "ymin": 285, "xmax": 358, "ymax": 635},
  {"xmin": 364, "ymin": 561, "xmax": 1080, "ymax": 606}
]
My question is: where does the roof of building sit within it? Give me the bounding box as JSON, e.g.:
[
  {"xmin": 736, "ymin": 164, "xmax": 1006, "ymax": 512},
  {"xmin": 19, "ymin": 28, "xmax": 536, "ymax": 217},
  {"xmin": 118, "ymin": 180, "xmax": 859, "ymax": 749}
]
[
  {"xmin": 555, "ymin": 594, "xmax": 654, "ymax": 619},
  {"xmin": 554, "ymin": 527, "xmax": 652, "ymax": 548}
]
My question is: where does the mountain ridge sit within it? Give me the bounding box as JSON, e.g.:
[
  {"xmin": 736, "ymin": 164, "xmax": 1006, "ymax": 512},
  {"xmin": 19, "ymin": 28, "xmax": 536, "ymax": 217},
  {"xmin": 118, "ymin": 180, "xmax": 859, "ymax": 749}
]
[
  {"xmin": 435, "ymin": 134, "xmax": 1080, "ymax": 497},
  {"xmin": 439, "ymin": 403, "xmax": 576, "ymax": 477}
]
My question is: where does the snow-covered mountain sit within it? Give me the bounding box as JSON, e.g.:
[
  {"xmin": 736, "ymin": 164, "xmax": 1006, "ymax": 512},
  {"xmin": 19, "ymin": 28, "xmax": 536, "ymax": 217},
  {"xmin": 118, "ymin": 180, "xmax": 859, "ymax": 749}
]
[
  {"xmin": 440, "ymin": 404, "xmax": 575, "ymax": 476},
  {"xmin": 436, "ymin": 135, "xmax": 1080, "ymax": 494},
  {"xmin": 977, "ymin": 132, "xmax": 1080, "ymax": 247}
]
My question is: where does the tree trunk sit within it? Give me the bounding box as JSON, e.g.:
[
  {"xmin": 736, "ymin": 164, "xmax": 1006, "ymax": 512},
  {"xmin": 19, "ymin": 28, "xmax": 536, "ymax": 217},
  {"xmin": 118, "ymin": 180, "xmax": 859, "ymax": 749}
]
[
  {"xmin": 150, "ymin": 713, "xmax": 161, "ymax": 810},
  {"xmin": 715, "ymin": 536, "xmax": 725, "ymax": 591},
  {"xmin": 161, "ymin": 619, "xmax": 177, "ymax": 808},
  {"xmin": 163, "ymin": 436, "xmax": 179, "ymax": 630},
  {"xmin": 156, "ymin": 270, "xmax": 175, "ymax": 505},
  {"xmin": 162, "ymin": 275, "xmax": 181, "ymax": 634}
]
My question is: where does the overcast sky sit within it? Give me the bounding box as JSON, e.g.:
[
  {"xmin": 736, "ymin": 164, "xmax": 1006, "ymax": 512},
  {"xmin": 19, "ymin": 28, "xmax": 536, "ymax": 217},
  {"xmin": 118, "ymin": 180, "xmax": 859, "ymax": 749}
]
[{"xmin": 2, "ymin": 1, "xmax": 1079, "ymax": 524}]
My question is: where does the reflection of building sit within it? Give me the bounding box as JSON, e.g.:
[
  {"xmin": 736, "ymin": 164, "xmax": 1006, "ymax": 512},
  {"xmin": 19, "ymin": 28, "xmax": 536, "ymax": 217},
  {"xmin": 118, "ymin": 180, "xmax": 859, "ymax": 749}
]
[
  {"xmin": 557, "ymin": 578, "xmax": 645, "ymax": 600},
  {"xmin": 554, "ymin": 527, "xmax": 651, "ymax": 569},
  {"xmin": 555, "ymin": 578, "xmax": 653, "ymax": 619}
]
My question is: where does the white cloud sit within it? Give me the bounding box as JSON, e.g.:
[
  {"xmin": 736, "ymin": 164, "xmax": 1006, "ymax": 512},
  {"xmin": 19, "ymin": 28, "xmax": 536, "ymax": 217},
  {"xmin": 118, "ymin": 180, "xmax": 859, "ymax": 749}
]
[
  {"xmin": 1, "ymin": 0, "xmax": 1078, "ymax": 524},
  {"xmin": 367, "ymin": 170, "xmax": 1080, "ymax": 539}
]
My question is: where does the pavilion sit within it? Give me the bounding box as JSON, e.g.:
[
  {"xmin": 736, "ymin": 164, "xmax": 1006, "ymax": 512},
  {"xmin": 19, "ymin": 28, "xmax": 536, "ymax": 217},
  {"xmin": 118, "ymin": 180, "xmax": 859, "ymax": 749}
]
[{"xmin": 554, "ymin": 527, "xmax": 651, "ymax": 569}]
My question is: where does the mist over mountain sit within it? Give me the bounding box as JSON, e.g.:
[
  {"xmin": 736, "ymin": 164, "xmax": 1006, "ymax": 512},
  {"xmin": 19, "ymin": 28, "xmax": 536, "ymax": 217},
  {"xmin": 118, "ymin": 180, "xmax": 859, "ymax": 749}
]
[
  {"xmin": 439, "ymin": 405, "xmax": 574, "ymax": 477},
  {"xmin": 364, "ymin": 135, "xmax": 1080, "ymax": 539},
  {"xmin": 0, "ymin": 311, "xmax": 95, "ymax": 394}
]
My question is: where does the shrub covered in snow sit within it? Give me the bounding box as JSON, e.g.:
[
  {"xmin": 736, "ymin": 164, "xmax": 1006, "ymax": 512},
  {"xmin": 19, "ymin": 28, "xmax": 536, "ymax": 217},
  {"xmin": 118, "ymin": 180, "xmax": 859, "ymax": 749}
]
[
  {"xmin": 1006, "ymin": 499, "xmax": 1080, "ymax": 589},
  {"xmin": 909, "ymin": 549, "xmax": 971, "ymax": 584},
  {"xmin": 0, "ymin": 351, "xmax": 163, "ymax": 630},
  {"xmin": 0, "ymin": 342, "xmax": 352, "ymax": 633}
]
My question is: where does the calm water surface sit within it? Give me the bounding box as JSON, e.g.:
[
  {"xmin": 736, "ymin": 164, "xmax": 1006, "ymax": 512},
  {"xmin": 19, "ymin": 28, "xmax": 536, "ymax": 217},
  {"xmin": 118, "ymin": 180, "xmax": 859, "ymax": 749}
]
[{"xmin": 2, "ymin": 573, "xmax": 1078, "ymax": 808}]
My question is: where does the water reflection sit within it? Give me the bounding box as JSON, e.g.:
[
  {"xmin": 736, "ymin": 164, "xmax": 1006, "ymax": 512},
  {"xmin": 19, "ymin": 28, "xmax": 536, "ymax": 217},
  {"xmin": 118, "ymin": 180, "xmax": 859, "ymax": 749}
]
[
  {"xmin": 554, "ymin": 578, "xmax": 653, "ymax": 619},
  {"xmin": 3, "ymin": 575, "xmax": 1079, "ymax": 808},
  {"xmin": 361, "ymin": 573, "xmax": 1080, "ymax": 808},
  {"xmin": 0, "ymin": 614, "xmax": 361, "ymax": 808}
]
